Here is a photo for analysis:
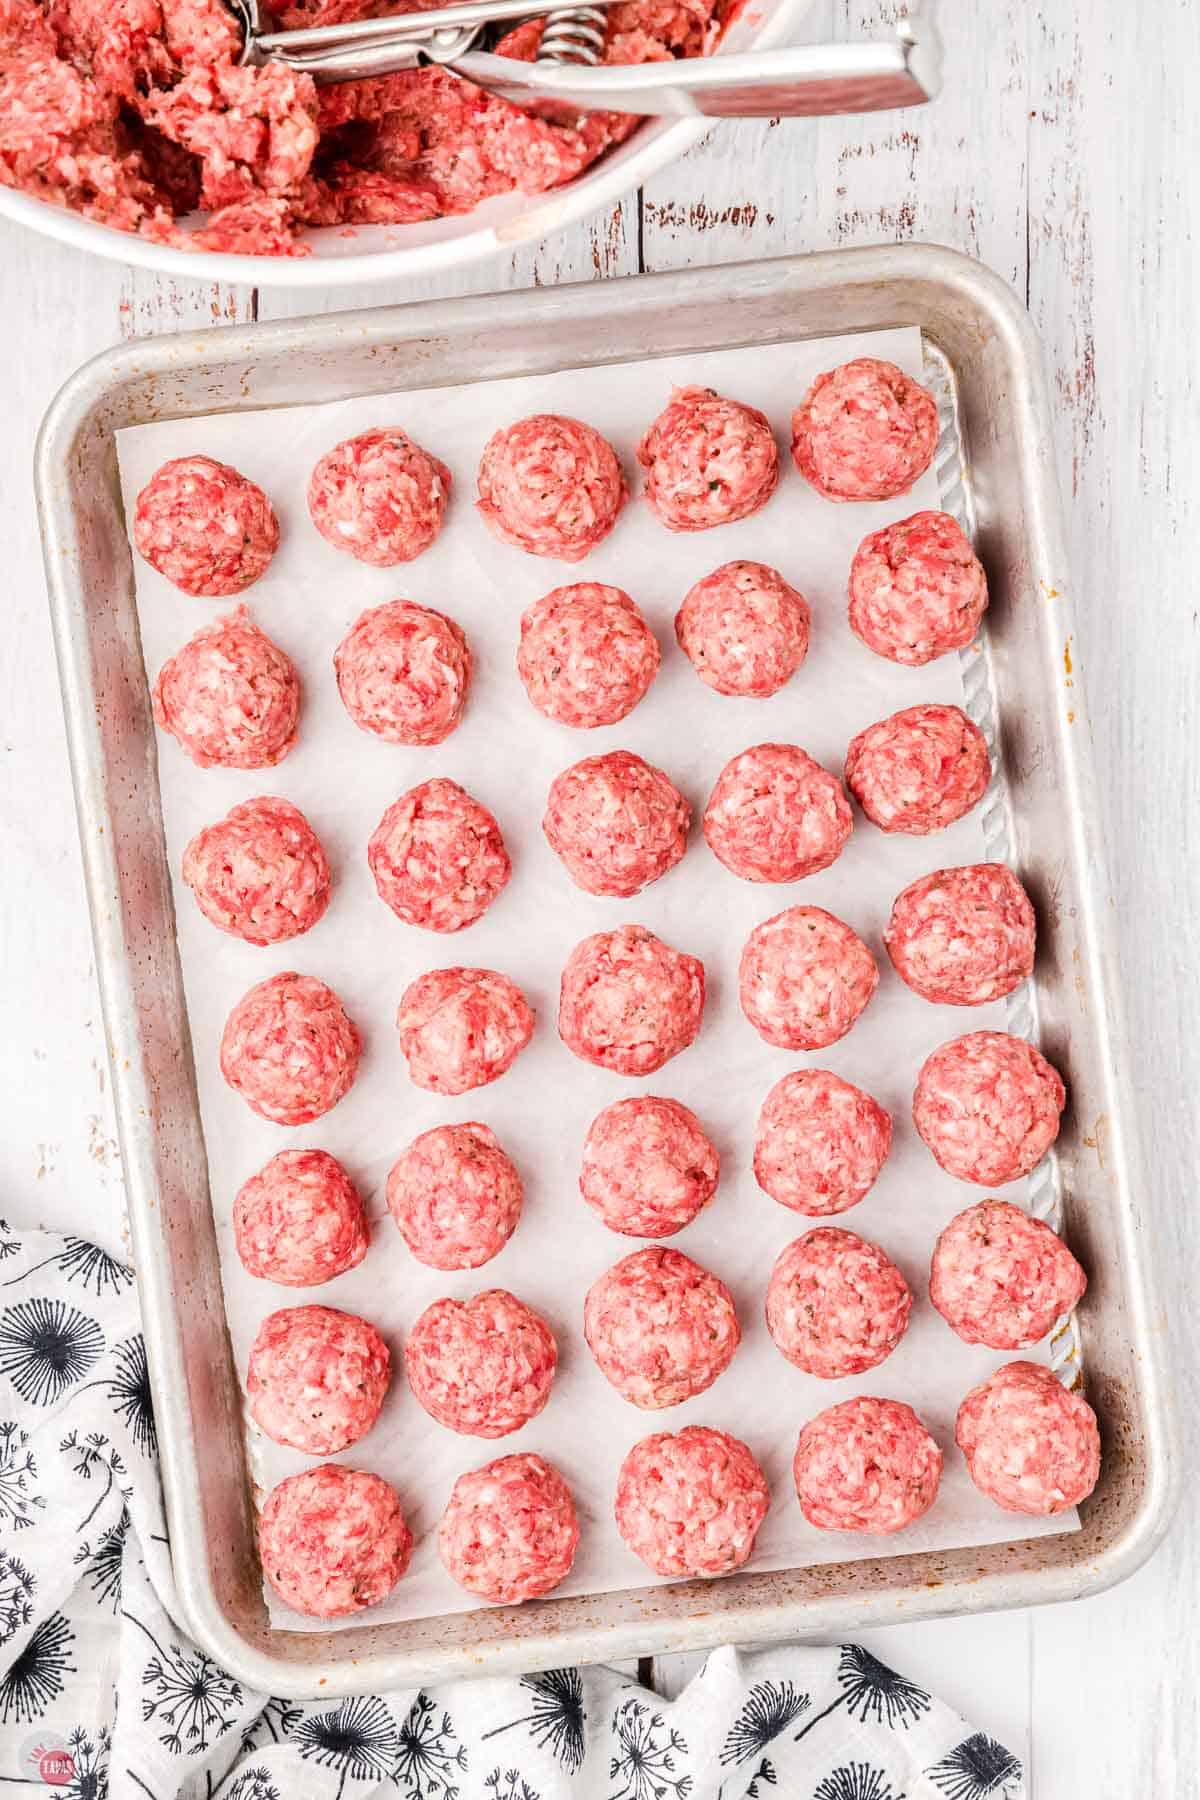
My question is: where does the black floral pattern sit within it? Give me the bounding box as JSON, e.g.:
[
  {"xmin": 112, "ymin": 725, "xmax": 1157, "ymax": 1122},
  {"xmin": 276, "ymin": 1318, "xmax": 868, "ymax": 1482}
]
[
  {"xmin": 609, "ymin": 1696, "xmax": 692, "ymax": 1800},
  {"xmin": 54, "ymin": 1725, "xmax": 111, "ymax": 1800},
  {"xmin": 240, "ymin": 1694, "xmax": 303, "ymax": 1752},
  {"xmin": 296, "ymin": 1696, "xmax": 400, "ymax": 1799},
  {"xmin": 925, "ymin": 1733, "xmax": 1022, "ymax": 1799},
  {"xmin": 90, "ymin": 1334, "xmax": 157, "ymax": 1458},
  {"xmin": 721, "ymin": 1680, "xmax": 810, "ymax": 1766},
  {"xmin": 224, "ymin": 1765, "xmax": 282, "ymax": 1800},
  {"xmin": 0, "ymin": 1544, "xmax": 35, "ymax": 1642},
  {"xmin": 61, "ymin": 1429, "xmax": 129, "ymax": 1530},
  {"xmin": 392, "ymin": 1692, "xmax": 468, "ymax": 1797},
  {"xmin": 0, "ymin": 1298, "xmax": 104, "ymax": 1405},
  {"xmin": 796, "ymin": 1647, "xmax": 932, "ymax": 1745},
  {"xmin": 813, "ymin": 1763, "xmax": 905, "ymax": 1800},
  {"xmin": 485, "ymin": 1770, "xmax": 541, "ymax": 1800},
  {"xmin": 74, "ymin": 1508, "xmax": 129, "ymax": 1610},
  {"xmin": 0, "ymin": 1220, "xmax": 18, "ymax": 1261},
  {"xmin": 0, "ymin": 1417, "xmax": 45, "ymax": 1528},
  {"xmin": 482, "ymin": 1668, "xmax": 587, "ymax": 1774},
  {"xmin": 0, "ymin": 1610, "xmax": 76, "ymax": 1723},
  {"xmin": 126, "ymin": 1610, "xmax": 243, "ymax": 1755},
  {"xmin": 2, "ymin": 1236, "xmax": 133, "ymax": 1298}
]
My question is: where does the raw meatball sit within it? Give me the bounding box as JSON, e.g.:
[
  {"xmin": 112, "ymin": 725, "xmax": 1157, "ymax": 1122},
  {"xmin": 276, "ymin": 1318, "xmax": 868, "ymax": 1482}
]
[
  {"xmin": 517, "ymin": 583, "xmax": 660, "ymax": 729},
  {"xmin": 845, "ymin": 703, "xmax": 991, "ymax": 835},
  {"xmin": 369, "ymin": 778, "xmax": 510, "ymax": 932},
  {"xmin": 885, "ymin": 864, "xmax": 1036, "ymax": 1006},
  {"xmin": 793, "ymin": 1396, "xmax": 942, "ymax": 1533},
  {"xmin": 580, "ymin": 1096, "xmax": 719, "ymax": 1238},
  {"xmin": 754, "ymin": 1069, "xmax": 892, "ymax": 1216},
  {"xmin": 438, "ymin": 1452, "xmax": 579, "ymax": 1602},
  {"xmin": 614, "ymin": 1426, "xmax": 769, "ymax": 1577},
  {"xmin": 739, "ymin": 906, "xmax": 878, "ymax": 1051},
  {"xmin": 765, "ymin": 1228, "xmax": 912, "ymax": 1379},
  {"xmin": 220, "ymin": 971, "xmax": 361, "ymax": 1125},
  {"xmin": 234, "ymin": 1149, "xmax": 369, "ymax": 1287},
  {"xmin": 477, "ymin": 413, "xmax": 627, "ymax": 561},
  {"xmin": 334, "ymin": 600, "xmax": 471, "ymax": 746},
  {"xmin": 404, "ymin": 1289, "xmax": 557, "ymax": 1437},
  {"xmin": 543, "ymin": 752, "xmax": 690, "ymax": 897},
  {"xmin": 930, "ymin": 1199, "xmax": 1087, "ymax": 1349},
  {"xmin": 152, "ymin": 606, "xmax": 299, "ymax": 770},
  {"xmin": 849, "ymin": 511, "xmax": 988, "ymax": 666},
  {"xmin": 637, "ymin": 387, "xmax": 779, "ymax": 531},
  {"xmin": 246, "ymin": 1304, "xmax": 390, "ymax": 1455},
  {"xmin": 584, "ymin": 1245, "xmax": 739, "ymax": 1409},
  {"xmin": 396, "ymin": 966, "xmax": 534, "ymax": 1095},
  {"xmin": 791, "ymin": 356, "xmax": 938, "ymax": 503},
  {"xmin": 259, "ymin": 1465, "xmax": 412, "ymax": 1619},
  {"xmin": 559, "ymin": 925, "xmax": 705, "ymax": 1076},
  {"xmin": 913, "ymin": 1031, "xmax": 1065, "ymax": 1185},
  {"xmin": 674, "ymin": 560, "xmax": 810, "ymax": 698},
  {"xmin": 703, "ymin": 744, "xmax": 853, "ymax": 884},
  {"xmin": 387, "ymin": 1123, "xmax": 522, "ymax": 1270},
  {"xmin": 134, "ymin": 455, "xmax": 279, "ymax": 596},
  {"xmin": 182, "ymin": 796, "xmax": 331, "ymax": 946},
  {"xmin": 308, "ymin": 427, "xmax": 450, "ymax": 566},
  {"xmin": 956, "ymin": 1360, "xmax": 1100, "ymax": 1515}
]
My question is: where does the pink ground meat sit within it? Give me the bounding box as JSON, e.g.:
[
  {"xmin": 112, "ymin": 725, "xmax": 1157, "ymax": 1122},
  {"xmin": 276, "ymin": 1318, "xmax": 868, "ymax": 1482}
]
[
  {"xmin": 182, "ymin": 796, "xmax": 331, "ymax": 946},
  {"xmin": 791, "ymin": 357, "xmax": 938, "ymax": 503},
  {"xmin": 845, "ymin": 702, "xmax": 991, "ymax": 835},
  {"xmin": 579, "ymin": 1095, "xmax": 719, "ymax": 1238},
  {"xmin": 765, "ymin": 1228, "xmax": 912, "ymax": 1379},
  {"xmin": 674, "ymin": 560, "xmax": 810, "ymax": 698},
  {"xmin": 930, "ymin": 1199, "xmax": 1087, "ymax": 1349},
  {"xmin": 849, "ymin": 511, "xmax": 989, "ymax": 666},
  {"xmin": 259, "ymin": 1463, "xmax": 412, "ymax": 1619},
  {"xmin": 793, "ymin": 1396, "xmax": 942, "ymax": 1533},
  {"xmin": 584, "ymin": 1245, "xmax": 739, "ymax": 1409},
  {"xmin": 152, "ymin": 606, "xmax": 299, "ymax": 770},
  {"xmin": 387, "ymin": 1122, "xmax": 523, "ymax": 1271},
  {"xmin": 615, "ymin": 1425, "xmax": 769, "ymax": 1577},
  {"xmin": 133, "ymin": 455, "xmax": 278, "ymax": 596},
  {"xmin": 637, "ymin": 386, "xmax": 779, "ymax": 531},
  {"xmin": 885, "ymin": 863, "xmax": 1037, "ymax": 1006},
  {"xmin": 234, "ymin": 1148, "xmax": 369, "ymax": 1287},
  {"xmin": 913, "ymin": 1030, "xmax": 1066, "ymax": 1186},
  {"xmin": 956, "ymin": 1360, "xmax": 1100, "ymax": 1515},
  {"xmin": 396, "ymin": 966, "xmax": 534, "ymax": 1095},
  {"xmin": 753, "ymin": 1069, "xmax": 892, "ymax": 1216},
  {"xmin": 517, "ymin": 584, "xmax": 660, "ymax": 729},
  {"xmin": 738, "ymin": 905, "xmax": 878, "ymax": 1051},
  {"xmin": 703, "ymin": 743, "xmax": 853, "ymax": 885},
  {"xmin": 404, "ymin": 1289, "xmax": 557, "ymax": 1437},
  {"xmin": 543, "ymin": 751, "xmax": 690, "ymax": 897},
  {"xmin": 438, "ymin": 1451, "xmax": 579, "ymax": 1602},
  {"xmin": 368, "ymin": 778, "xmax": 510, "ymax": 933},
  {"xmin": 559, "ymin": 924, "xmax": 705, "ymax": 1076},
  {"xmin": 220, "ymin": 971, "xmax": 361, "ymax": 1125},
  {"xmin": 307, "ymin": 427, "xmax": 450, "ymax": 566},
  {"xmin": 334, "ymin": 600, "xmax": 471, "ymax": 746},
  {"xmin": 246, "ymin": 1303, "xmax": 390, "ymax": 1455},
  {"xmin": 477, "ymin": 413, "xmax": 627, "ymax": 562}
]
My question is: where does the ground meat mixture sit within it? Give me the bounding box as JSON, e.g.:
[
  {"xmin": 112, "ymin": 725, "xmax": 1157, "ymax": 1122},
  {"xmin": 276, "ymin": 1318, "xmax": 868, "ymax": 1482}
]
[
  {"xmin": 246, "ymin": 1303, "xmax": 390, "ymax": 1455},
  {"xmin": 579, "ymin": 1095, "xmax": 719, "ymax": 1238},
  {"xmin": 334, "ymin": 600, "xmax": 471, "ymax": 746},
  {"xmin": 738, "ymin": 905, "xmax": 878, "ymax": 1051},
  {"xmin": 674, "ymin": 560, "xmax": 810, "ymax": 698},
  {"xmin": 259, "ymin": 1464, "xmax": 412, "ymax": 1619},
  {"xmin": 885, "ymin": 863, "xmax": 1037, "ymax": 1006},
  {"xmin": 182, "ymin": 796, "xmax": 331, "ymax": 946},
  {"xmin": 477, "ymin": 414, "xmax": 627, "ymax": 561},
  {"xmin": 543, "ymin": 751, "xmax": 690, "ymax": 897},
  {"xmin": 220, "ymin": 970, "xmax": 361, "ymax": 1125},
  {"xmin": 614, "ymin": 1425, "xmax": 769, "ymax": 1577},
  {"xmin": 703, "ymin": 743, "xmax": 853, "ymax": 884},
  {"xmin": 791, "ymin": 357, "xmax": 939, "ymax": 503},
  {"xmin": 753, "ymin": 1069, "xmax": 892, "ymax": 1216},
  {"xmin": 584, "ymin": 1245, "xmax": 739, "ymax": 1409},
  {"xmin": 133, "ymin": 455, "xmax": 278, "ymax": 596},
  {"xmin": 438, "ymin": 1452, "xmax": 579, "ymax": 1603},
  {"xmin": 308, "ymin": 427, "xmax": 450, "ymax": 566},
  {"xmin": 404, "ymin": 1289, "xmax": 557, "ymax": 1437},
  {"xmin": 930, "ymin": 1199, "xmax": 1087, "ymax": 1349},
  {"xmin": 559, "ymin": 924, "xmax": 705, "ymax": 1076},
  {"xmin": 845, "ymin": 702, "xmax": 991, "ymax": 835},
  {"xmin": 956, "ymin": 1360, "xmax": 1100, "ymax": 1516},
  {"xmin": 396, "ymin": 966, "xmax": 534, "ymax": 1095},
  {"xmin": 386, "ymin": 1122, "xmax": 523, "ymax": 1271},
  {"xmin": 234, "ymin": 1148, "xmax": 369, "ymax": 1287},
  {"xmin": 913, "ymin": 1030, "xmax": 1066, "ymax": 1186},
  {"xmin": 152, "ymin": 606, "xmax": 299, "ymax": 770},
  {"xmin": 765, "ymin": 1228, "xmax": 912, "ymax": 1379},
  {"xmin": 369, "ymin": 778, "xmax": 510, "ymax": 933},
  {"xmin": 793, "ymin": 1396, "xmax": 942, "ymax": 1533},
  {"xmin": 849, "ymin": 511, "xmax": 988, "ymax": 666},
  {"xmin": 637, "ymin": 387, "xmax": 779, "ymax": 531},
  {"xmin": 517, "ymin": 584, "xmax": 660, "ymax": 729}
]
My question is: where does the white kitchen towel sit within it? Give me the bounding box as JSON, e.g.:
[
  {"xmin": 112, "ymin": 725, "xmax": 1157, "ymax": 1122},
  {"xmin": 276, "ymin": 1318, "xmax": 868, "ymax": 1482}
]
[{"xmin": 0, "ymin": 1220, "xmax": 1025, "ymax": 1800}]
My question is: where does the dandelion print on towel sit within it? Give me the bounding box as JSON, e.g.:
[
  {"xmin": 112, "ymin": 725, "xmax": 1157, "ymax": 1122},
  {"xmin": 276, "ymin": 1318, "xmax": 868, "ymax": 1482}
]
[
  {"xmin": 295, "ymin": 1696, "xmax": 400, "ymax": 1799},
  {"xmin": 127, "ymin": 1610, "xmax": 242, "ymax": 1755},
  {"xmin": 483, "ymin": 1669, "xmax": 587, "ymax": 1775},
  {"xmin": 393, "ymin": 1691, "xmax": 468, "ymax": 1798},
  {"xmin": 485, "ymin": 1771, "xmax": 541, "ymax": 1800},
  {"xmin": 814, "ymin": 1763, "xmax": 906, "ymax": 1800},
  {"xmin": 74, "ymin": 1508, "xmax": 129, "ymax": 1610},
  {"xmin": 2, "ymin": 1235, "xmax": 133, "ymax": 1299},
  {"xmin": 92, "ymin": 1334, "xmax": 157, "ymax": 1458},
  {"xmin": 60, "ymin": 1430, "xmax": 129, "ymax": 1531},
  {"xmin": 0, "ymin": 1611, "xmax": 76, "ymax": 1724},
  {"xmin": 721, "ymin": 1680, "xmax": 810, "ymax": 1767},
  {"xmin": 926, "ymin": 1733, "xmax": 1023, "ymax": 1800},
  {"xmin": 609, "ymin": 1696, "xmax": 693, "ymax": 1800},
  {"xmin": 225, "ymin": 1767, "xmax": 281, "ymax": 1800},
  {"xmin": 0, "ymin": 1418, "xmax": 44, "ymax": 1529},
  {"xmin": 0, "ymin": 1545, "xmax": 35, "ymax": 1642},
  {"xmin": 241, "ymin": 1694, "xmax": 303, "ymax": 1753},
  {"xmin": 0, "ymin": 1299, "xmax": 103, "ymax": 1406},
  {"xmin": 796, "ymin": 1647, "xmax": 931, "ymax": 1744}
]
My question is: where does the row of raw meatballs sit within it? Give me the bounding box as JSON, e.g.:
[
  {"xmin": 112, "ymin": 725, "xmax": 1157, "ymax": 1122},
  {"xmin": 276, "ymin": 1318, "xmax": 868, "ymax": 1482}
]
[{"xmin": 132, "ymin": 355, "xmax": 945, "ymax": 598}]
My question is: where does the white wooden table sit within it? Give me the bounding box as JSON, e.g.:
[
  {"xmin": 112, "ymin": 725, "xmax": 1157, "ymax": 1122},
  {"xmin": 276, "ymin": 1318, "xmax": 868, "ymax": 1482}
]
[{"xmin": 3, "ymin": 1, "xmax": 1196, "ymax": 1789}]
